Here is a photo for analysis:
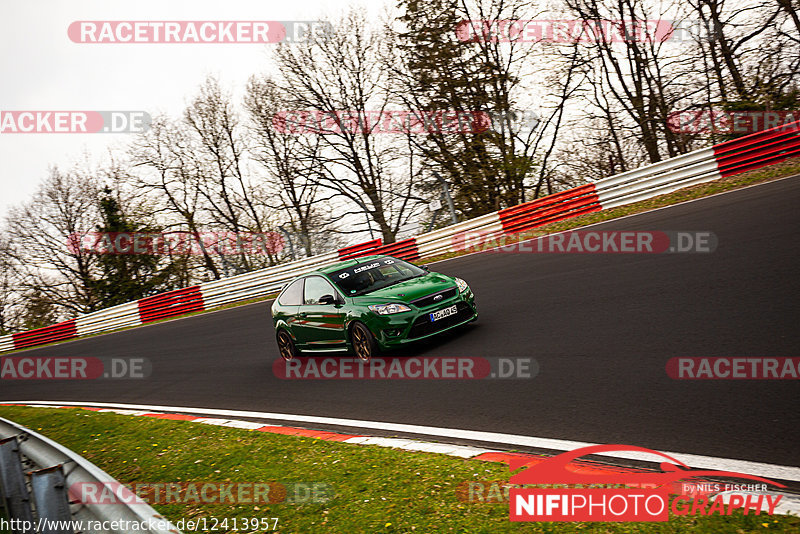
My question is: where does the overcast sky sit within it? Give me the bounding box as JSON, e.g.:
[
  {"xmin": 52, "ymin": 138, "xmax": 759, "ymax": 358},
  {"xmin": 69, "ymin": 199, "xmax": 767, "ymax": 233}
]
[{"xmin": 0, "ymin": 0, "xmax": 386, "ymax": 218}]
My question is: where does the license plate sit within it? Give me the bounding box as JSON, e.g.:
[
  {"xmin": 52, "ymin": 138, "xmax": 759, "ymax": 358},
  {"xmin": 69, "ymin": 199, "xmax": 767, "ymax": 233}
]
[{"xmin": 430, "ymin": 305, "xmax": 458, "ymax": 322}]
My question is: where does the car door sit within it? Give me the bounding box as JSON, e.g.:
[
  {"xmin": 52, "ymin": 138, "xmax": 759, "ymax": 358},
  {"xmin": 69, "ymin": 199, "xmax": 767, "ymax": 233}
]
[
  {"xmin": 293, "ymin": 275, "xmax": 348, "ymax": 349},
  {"xmin": 274, "ymin": 278, "xmax": 304, "ymax": 337}
]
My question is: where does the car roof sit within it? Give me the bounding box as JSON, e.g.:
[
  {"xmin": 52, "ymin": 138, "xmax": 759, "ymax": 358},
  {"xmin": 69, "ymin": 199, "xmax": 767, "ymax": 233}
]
[{"xmin": 313, "ymin": 254, "xmax": 388, "ymax": 275}]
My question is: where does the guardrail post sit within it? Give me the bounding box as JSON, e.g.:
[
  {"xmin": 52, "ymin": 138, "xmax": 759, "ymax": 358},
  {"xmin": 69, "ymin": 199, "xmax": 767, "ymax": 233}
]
[
  {"xmin": 0, "ymin": 436, "xmax": 35, "ymax": 533},
  {"xmin": 30, "ymin": 465, "xmax": 73, "ymax": 533}
]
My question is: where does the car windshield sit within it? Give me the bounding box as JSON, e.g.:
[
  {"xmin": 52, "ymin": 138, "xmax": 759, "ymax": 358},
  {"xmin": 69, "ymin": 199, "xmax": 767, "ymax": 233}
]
[{"xmin": 329, "ymin": 257, "xmax": 426, "ymax": 296}]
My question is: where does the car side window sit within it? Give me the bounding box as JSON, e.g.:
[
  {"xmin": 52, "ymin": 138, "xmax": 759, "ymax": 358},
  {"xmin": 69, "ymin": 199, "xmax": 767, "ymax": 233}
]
[
  {"xmin": 278, "ymin": 278, "xmax": 304, "ymax": 306},
  {"xmin": 304, "ymin": 276, "xmax": 337, "ymax": 305}
]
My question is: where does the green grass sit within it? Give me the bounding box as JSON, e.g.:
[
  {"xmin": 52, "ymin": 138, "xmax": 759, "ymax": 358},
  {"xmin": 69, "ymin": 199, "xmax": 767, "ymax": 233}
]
[{"xmin": 0, "ymin": 406, "xmax": 797, "ymax": 533}]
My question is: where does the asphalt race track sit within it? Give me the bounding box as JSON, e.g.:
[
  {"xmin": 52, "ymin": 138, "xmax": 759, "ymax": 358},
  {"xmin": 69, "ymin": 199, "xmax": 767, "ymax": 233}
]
[{"xmin": 3, "ymin": 176, "xmax": 799, "ymax": 468}]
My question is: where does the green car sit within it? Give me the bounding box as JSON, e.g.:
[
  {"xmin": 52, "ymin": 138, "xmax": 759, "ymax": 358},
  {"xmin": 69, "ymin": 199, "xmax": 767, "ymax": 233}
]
[{"xmin": 271, "ymin": 255, "xmax": 477, "ymax": 361}]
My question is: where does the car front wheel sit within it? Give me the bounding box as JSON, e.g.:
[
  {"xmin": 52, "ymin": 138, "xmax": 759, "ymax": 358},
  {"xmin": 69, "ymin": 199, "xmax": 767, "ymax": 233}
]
[
  {"xmin": 276, "ymin": 330, "xmax": 299, "ymax": 361},
  {"xmin": 350, "ymin": 322, "xmax": 378, "ymax": 362}
]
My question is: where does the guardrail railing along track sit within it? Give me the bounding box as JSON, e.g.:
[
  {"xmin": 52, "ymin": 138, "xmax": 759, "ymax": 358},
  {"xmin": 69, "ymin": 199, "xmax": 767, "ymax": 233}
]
[{"xmin": 0, "ymin": 417, "xmax": 180, "ymax": 534}]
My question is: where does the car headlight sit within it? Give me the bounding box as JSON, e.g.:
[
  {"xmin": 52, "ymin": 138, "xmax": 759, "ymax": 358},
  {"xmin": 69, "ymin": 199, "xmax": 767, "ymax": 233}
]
[
  {"xmin": 368, "ymin": 303, "xmax": 412, "ymax": 315},
  {"xmin": 455, "ymin": 277, "xmax": 470, "ymax": 293}
]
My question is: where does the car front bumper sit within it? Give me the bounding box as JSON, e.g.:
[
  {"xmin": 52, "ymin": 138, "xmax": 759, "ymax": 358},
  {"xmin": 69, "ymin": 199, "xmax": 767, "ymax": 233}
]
[{"xmin": 364, "ymin": 289, "xmax": 477, "ymax": 349}]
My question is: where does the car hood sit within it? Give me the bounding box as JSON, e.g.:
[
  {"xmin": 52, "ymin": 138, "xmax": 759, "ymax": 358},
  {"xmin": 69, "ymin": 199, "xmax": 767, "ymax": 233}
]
[{"xmin": 351, "ymin": 272, "xmax": 456, "ymax": 304}]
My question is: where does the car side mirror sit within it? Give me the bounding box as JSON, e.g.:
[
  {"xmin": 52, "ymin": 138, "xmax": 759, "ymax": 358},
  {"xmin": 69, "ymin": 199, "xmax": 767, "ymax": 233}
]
[
  {"xmin": 319, "ymin": 294, "xmax": 336, "ymax": 305},
  {"xmin": 421, "ymin": 264, "xmax": 430, "ymax": 272}
]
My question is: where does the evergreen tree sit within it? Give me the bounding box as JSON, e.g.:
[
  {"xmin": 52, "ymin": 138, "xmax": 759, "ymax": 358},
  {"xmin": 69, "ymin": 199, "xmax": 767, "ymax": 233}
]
[
  {"xmin": 91, "ymin": 188, "xmax": 182, "ymax": 307},
  {"xmin": 395, "ymin": 0, "xmax": 531, "ymax": 217},
  {"xmin": 18, "ymin": 290, "xmax": 58, "ymax": 330}
]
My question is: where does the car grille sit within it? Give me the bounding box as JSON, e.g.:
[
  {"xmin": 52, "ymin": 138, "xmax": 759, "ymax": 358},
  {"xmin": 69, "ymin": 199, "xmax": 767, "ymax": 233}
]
[
  {"xmin": 410, "ymin": 287, "xmax": 457, "ymax": 309},
  {"xmin": 407, "ymin": 301, "xmax": 473, "ymax": 339}
]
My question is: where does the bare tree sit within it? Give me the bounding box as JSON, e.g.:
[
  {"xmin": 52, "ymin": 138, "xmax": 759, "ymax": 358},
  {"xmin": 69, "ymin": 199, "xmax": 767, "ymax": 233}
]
[
  {"xmin": 562, "ymin": 0, "xmax": 703, "ymax": 165},
  {"xmin": 272, "ymin": 10, "xmax": 424, "ymax": 243},
  {"xmin": 129, "ymin": 115, "xmax": 223, "ymax": 280},
  {"xmin": 5, "ymin": 167, "xmax": 101, "ymax": 315},
  {"xmin": 0, "ymin": 236, "xmax": 22, "ymax": 334},
  {"xmin": 245, "ymin": 75, "xmax": 332, "ymax": 256},
  {"xmin": 688, "ymin": 0, "xmax": 798, "ymax": 111},
  {"xmin": 184, "ymin": 76, "xmax": 280, "ymax": 268}
]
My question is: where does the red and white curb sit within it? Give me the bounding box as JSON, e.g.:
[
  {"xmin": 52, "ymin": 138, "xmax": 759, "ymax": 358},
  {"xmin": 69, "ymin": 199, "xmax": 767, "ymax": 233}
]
[
  {"xmin": 0, "ymin": 403, "xmax": 498, "ymax": 455},
  {"xmin": 2, "ymin": 401, "xmax": 798, "ymax": 515}
]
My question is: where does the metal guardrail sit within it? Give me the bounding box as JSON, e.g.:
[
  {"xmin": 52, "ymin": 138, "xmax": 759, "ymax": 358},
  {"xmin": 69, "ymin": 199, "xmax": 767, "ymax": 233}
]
[
  {"xmin": 594, "ymin": 147, "xmax": 719, "ymax": 209},
  {"xmin": 0, "ymin": 417, "xmax": 180, "ymax": 534}
]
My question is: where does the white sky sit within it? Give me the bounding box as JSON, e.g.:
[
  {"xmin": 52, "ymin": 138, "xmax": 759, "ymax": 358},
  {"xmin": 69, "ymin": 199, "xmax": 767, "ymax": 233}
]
[{"xmin": 0, "ymin": 0, "xmax": 387, "ymax": 218}]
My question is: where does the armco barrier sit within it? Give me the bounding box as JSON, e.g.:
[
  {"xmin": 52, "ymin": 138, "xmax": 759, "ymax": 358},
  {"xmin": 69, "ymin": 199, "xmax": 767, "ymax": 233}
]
[
  {"xmin": 344, "ymin": 238, "xmax": 421, "ymax": 262},
  {"xmin": 0, "ymin": 416, "xmax": 180, "ymax": 534},
  {"xmin": 338, "ymin": 239, "xmax": 383, "ymax": 260},
  {"xmin": 498, "ymin": 184, "xmax": 601, "ymax": 234},
  {"xmin": 11, "ymin": 320, "xmax": 78, "ymax": 349},
  {"xmin": 593, "ymin": 147, "xmax": 720, "ymax": 209},
  {"xmin": 138, "ymin": 286, "xmax": 205, "ymax": 323},
  {"xmin": 1, "ymin": 119, "xmax": 798, "ymax": 352},
  {"xmin": 714, "ymin": 121, "xmax": 800, "ymax": 178},
  {"xmin": 416, "ymin": 210, "xmax": 504, "ymax": 258},
  {"xmin": 197, "ymin": 251, "xmax": 339, "ymax": 310}
]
